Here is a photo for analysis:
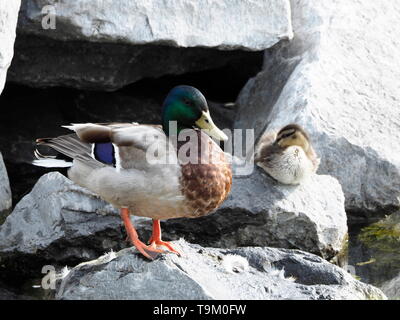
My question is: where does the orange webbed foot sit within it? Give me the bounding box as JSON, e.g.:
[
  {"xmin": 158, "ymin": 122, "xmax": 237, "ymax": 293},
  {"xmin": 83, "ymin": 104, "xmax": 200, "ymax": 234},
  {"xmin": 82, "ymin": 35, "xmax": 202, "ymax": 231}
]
[
  {"xmin": 148, "ymin": 219, "xmax": 181, "ymax": 256},
  {"xmin": 120, "ymin": 208, "xmax": 164, "ymax": 260},
  {"xmin": 131, "ymin": 237, "xmax": 165, "ymax": 260},
  {"xmin": 148, "ymin": 237, "xmax": 181, "ymax": 256}
]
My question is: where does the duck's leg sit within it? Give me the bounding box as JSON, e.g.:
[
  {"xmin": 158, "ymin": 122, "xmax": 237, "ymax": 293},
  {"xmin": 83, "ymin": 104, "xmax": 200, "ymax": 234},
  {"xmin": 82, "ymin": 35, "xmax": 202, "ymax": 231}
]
[
  {"xmin": 148, "ymin": 219, "xmax": 181, "ymax": 256},
  {"xmin": 120, "ymin": 208, "xmax": 163, "ymax": 260}
]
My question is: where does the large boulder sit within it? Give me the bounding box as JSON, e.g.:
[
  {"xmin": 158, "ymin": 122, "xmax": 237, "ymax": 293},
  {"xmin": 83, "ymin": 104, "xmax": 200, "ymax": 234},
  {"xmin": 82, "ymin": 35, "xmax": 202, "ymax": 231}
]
[
  {"xmin": 0, "ymin": 0, "xmax": 21, "ymax": 93},
  {"xmin": 164, "ymin": 168, "xmax": 347, "ymax": 260},
  {"xmin": 55, "ymin": 240, "xmax": 386, "ymax": 300},
  {"xmin": 17, "ymin": 0, "xmax": 292, "ymax": 49},
  {"xmin": 381, "ymin": 274, "xmax": 400, "ymax": 300},
  {"xmin": 235, "ymin": 0, "xmax": 400, "ymax": 217},
  {"xmin": 0, "ymin": 172, "xmax": 132, "ymax": 279},
  {"xmin": 0, "ymin": 153, "xmax": 12, "ymax": 220},
  {"xmin": 9, "ymin": 0, "xmax": 293, "ymax": 90}
]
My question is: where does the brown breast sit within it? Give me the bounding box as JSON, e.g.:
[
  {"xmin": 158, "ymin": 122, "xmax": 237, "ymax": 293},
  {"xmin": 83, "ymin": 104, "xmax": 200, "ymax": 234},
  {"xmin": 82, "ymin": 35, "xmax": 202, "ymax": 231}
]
[{"xmin": 176, "ymin": 130, "xmax": 232, "ymax": 218}]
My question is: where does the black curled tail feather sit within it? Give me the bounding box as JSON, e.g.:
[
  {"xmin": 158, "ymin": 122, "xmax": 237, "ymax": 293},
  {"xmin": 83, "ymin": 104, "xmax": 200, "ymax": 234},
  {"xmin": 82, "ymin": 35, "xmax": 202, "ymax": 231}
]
[{"xmin": 33, "ymin": 134, "xmax": 99, "ymax": 168}]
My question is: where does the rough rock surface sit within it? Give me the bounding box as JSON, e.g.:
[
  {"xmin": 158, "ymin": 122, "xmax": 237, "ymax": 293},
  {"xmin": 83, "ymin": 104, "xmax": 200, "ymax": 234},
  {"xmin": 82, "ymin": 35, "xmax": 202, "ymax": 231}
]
[
  {"xmin": 381, "ymin": 274, "xmax": 400, "ymax": 300},
  {"xmin": 0, "ymin": 172, "xmax": 131, "ymax": 278},
  {"xmin": 235, "ymin": 0, "xmax": 400, "ymax": 216},
  {"xmin": 9, "ymin": 0, "xmax": 292, "ymax": 90},
  {"xmin": 56, "ymin": 240, "xmax": 386, "ymax": 300},
  {"xmin": 18, "ymin": 0, "xmax": 292, "ymax": 49},
  {"xmin": 0, "ymin": 153, "xmax": 12, "ymax": 217},
  {"xmin": 0, "ymin": 0, "xmax": 21, "ymax": 93},
  {"xmin": 164, "ymin": 167, "xmax": 347, "ymax": 260}
]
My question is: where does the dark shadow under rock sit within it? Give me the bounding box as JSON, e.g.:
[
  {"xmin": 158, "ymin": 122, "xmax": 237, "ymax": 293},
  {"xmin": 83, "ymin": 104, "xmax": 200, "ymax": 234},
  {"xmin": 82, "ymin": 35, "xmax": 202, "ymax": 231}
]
[{"xmin": 8, "ymin": 34, "xmax": 264, "ymax": 91}]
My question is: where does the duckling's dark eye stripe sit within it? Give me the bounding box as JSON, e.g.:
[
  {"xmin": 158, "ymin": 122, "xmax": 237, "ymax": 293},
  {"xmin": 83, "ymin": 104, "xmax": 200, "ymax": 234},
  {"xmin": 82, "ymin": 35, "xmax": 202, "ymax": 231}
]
[
  {"xmin": 277, "ymin": 130, "xmax": 295, "ymax": 140},
  {"xmin": 282, "ymin": 132, "xmax": 293, "ymax": 138},
  {"xmin": 93, "ymin": 142, "xmax": 116, "ymax": 166}
]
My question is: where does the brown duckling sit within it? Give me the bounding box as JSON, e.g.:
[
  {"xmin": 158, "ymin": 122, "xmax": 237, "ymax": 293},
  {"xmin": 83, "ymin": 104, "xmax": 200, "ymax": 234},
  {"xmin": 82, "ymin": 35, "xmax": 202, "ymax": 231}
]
[{"xmin": 254, "ymin": 124, "xmax": 320, "ymax": 185}]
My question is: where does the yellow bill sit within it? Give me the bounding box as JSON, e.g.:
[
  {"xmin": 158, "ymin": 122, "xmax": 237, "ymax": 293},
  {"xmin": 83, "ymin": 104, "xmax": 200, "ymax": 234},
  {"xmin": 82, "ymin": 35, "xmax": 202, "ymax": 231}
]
[{"xmin": 195, "ymin": 110, "xmax": 228, "ymax": 141}]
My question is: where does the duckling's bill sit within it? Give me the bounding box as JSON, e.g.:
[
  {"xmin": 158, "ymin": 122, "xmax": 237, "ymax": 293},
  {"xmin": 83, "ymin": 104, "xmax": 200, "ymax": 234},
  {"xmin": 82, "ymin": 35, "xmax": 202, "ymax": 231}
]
[{"xmin": 195, "ymin": 110, "xmax": 228, "ymax": 141}]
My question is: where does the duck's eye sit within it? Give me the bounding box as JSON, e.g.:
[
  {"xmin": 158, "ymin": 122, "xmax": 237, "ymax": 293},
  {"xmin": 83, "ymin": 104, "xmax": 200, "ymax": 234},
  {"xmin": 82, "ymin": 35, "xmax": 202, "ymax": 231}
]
[{"xmin": 205, "ymin": 119, "xmax": 209, "ymax": 123}]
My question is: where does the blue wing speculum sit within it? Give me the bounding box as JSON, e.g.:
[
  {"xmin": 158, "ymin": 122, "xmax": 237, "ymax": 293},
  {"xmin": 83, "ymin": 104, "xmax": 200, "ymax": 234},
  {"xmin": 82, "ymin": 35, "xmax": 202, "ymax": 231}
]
[{"xmin": 92, "ymin": 142, "xmax": 116, "ymax": 166}]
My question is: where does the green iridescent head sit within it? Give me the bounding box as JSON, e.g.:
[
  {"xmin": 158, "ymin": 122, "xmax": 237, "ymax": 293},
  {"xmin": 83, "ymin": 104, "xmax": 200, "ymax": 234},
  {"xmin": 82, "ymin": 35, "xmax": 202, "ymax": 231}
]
[{"xmin": 161, "ymin": 85, "xmax": 227, "ymax": 141}]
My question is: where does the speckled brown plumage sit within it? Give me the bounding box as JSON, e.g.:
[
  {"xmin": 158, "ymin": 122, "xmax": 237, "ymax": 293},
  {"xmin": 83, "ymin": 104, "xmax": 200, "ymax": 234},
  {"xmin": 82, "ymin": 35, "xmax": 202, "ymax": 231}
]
[{"xmin": 177, "ymin": 130, "xmax": 232, "ymax": 217}]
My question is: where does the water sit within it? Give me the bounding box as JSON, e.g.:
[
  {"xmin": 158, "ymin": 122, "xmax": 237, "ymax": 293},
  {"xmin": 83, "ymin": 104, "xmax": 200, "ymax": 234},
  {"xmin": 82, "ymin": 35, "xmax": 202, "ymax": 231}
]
[{"xmin": 348, "ymin": 211, "xmax": 400, "ymax": 298}]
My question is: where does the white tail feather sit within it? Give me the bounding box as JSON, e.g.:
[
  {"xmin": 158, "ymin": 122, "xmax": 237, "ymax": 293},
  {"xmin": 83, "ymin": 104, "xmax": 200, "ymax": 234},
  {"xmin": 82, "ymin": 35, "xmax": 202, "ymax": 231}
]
[
  {"xmin": 62, "ymin": 123, "xmax": 101, "ymax": 132},
  {"xmin": 32, "ymin": 158, "xmax": 73, "ymax": 168},
  {"xmin": 33, "ymin": 149, "xmax": 72, "ymax": 168}
]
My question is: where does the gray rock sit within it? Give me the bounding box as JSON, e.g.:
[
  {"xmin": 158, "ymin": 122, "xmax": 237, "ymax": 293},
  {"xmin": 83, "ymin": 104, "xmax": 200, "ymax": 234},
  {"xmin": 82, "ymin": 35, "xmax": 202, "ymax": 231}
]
[
  {"xmin": 234, "ymin": 0, "xmax": 400, "ymax": 216},
  {"xmin": 0, "ymin": 0, "xmax": 21, "ymax": 93},
  {"xmin": 381, "ymin": 274, "xmax": 400, "ymax": 300},
  {"xmin": 18, "ymin": 0, "xmax": 292, "ymax": 50},
  {"xmin": 163, "ymin": 168, "xmax": 347, "ymax": 260},
  {"xmin": 0, "ymin": 172, "xmax": 131, "ymax": 276},
  {"xmin": 0, "ymin": 153, "xmax": 12, "ymax": 220},
  {"xmin": 55, "ymin": 240, "xmax": 386, "ymax": 300},
  {"xmin": 10, "ymin": 0, "xmax": 292, "ymax": 90}
]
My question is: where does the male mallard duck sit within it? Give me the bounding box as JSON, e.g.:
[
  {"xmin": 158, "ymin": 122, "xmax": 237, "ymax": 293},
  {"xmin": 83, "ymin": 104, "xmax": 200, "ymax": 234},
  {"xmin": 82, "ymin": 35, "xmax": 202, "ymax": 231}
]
[
  {"xmin": 33, "ymin": 86, "xmax": 232, "ymax": 259},
  {"xmin": 254, "ymin": 124, "xmax": 319, "ymax": 185}
]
